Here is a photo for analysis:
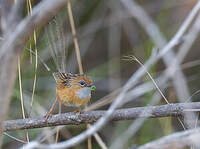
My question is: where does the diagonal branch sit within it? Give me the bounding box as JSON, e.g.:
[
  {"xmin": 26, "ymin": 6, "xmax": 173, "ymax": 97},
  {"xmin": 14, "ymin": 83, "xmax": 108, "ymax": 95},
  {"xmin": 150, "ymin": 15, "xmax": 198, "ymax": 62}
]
[
  {"xmin": 3, "ymin": 102, "xmax": 200, "ymax": 132},
  {"xmin": 0, "ymin": 0, "xmax": 69, "ymax": 59}
]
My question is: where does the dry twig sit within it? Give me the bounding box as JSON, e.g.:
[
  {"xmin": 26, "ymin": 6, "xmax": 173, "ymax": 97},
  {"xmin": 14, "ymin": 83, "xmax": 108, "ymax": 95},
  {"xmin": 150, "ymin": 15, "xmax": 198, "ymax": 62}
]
[{"xmin": 137, "ymin": 127, "xmax": 200, "ymax": 149}]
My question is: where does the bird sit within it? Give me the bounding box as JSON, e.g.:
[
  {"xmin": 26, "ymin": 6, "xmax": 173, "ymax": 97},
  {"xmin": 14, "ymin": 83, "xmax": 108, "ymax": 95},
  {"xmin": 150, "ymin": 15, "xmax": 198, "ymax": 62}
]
[{"xmin": 45, "ymin": 72, "xmax": 96, "ymax": 119}]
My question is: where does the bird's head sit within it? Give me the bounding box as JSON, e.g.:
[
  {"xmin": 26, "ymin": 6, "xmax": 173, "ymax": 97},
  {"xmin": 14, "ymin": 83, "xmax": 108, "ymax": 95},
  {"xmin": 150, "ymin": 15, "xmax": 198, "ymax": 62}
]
[{"xmin": 53, "ymin": 72, "xmax": 96, "ymax": 99}]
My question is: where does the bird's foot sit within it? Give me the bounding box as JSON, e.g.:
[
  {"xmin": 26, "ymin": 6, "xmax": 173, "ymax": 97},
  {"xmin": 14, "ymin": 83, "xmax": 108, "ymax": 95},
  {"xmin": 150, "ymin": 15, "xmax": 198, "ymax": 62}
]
[
  {"xmin": 44, "ymin": 112, "xmax": 52, "ymax": 120},
  {"xmin": 74, "ymin": 108, "xmax": 82, "ymax": 115}
]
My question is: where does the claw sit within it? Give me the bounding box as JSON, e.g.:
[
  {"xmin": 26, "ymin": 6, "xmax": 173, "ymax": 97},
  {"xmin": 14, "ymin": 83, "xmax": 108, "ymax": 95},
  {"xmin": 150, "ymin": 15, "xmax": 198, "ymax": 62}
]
[
  {"xmin": 45, "ymin": 98, "xmax": 58, "ymax": 120},
  {"xmin": 44, "ymin": 112, "xmax": 52, "ymax": 120},
  {"xmin": 74, "ymin": 108, "xmax": 81, "ymax": 115}
]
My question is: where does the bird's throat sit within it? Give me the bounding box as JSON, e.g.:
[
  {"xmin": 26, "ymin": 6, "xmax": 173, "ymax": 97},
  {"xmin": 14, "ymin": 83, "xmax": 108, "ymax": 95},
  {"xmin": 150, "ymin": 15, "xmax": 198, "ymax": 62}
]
[{"xmin": 76, "ymin": 87, "xmax": 91, "ymax": 100}]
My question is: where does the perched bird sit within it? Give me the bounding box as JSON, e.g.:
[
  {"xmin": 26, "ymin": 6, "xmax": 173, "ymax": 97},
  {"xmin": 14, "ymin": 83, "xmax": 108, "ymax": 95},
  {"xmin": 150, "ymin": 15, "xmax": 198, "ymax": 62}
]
[{"xmin": 45, "ymin": 72, "xmax": 96, "ymax": 119}]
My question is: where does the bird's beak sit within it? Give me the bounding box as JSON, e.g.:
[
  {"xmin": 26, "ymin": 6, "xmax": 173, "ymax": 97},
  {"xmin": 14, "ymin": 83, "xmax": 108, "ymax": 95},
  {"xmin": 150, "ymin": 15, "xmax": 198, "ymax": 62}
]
[{"xmin": 89, "ymin": 85, "xmax": 96, "ymax": 91}]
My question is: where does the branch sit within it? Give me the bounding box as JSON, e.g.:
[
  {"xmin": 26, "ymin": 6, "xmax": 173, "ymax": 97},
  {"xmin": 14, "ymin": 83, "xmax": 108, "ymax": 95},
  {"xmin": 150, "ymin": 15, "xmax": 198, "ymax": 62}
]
[
  {"xmin": 137, "ymin": 127, "xmax": 200, "ymax": 149},
  {"xmin": 0, "ymin": 0, "xmax": 69, "ymax": 58},
  {"xmin": 3, "ymin": 102, "xmax": 200, "ymax": 132}
]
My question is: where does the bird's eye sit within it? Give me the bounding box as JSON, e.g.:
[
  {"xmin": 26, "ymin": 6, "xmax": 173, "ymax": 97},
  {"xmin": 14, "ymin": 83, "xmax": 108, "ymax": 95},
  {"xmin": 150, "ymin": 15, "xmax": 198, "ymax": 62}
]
[{"xmin": 79, "ymin": 80, "xmax": 86, "ymax": 86}]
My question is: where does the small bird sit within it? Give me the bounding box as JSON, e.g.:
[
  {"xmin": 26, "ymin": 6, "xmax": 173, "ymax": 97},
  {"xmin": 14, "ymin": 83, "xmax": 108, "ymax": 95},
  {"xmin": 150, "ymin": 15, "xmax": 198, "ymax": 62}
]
[{"xmin": 45, "ymin": 72, "xmax": 96, "ymax": 119}]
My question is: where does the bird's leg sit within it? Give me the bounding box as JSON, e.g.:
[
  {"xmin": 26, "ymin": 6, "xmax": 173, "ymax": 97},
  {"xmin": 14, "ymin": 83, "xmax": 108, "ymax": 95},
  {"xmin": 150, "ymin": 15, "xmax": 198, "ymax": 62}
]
[
  {"xmin": 45, "ymin": 98, "xmax": 58, "ymax": 119},
  {"xmin": 75, "ymin": 107, "xmax": 81, "ymax": 114}
]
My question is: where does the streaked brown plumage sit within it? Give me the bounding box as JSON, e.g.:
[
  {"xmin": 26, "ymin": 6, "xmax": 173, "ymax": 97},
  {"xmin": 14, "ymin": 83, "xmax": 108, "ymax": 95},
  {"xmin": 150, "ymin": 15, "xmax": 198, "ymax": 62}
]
[
  {"xmin": 54, "ymin": 72, "xmax": 93, "ymax": 106},
  {"xmin": 45, "ymin": 72, "xmax": 95, "ymax": 119}
]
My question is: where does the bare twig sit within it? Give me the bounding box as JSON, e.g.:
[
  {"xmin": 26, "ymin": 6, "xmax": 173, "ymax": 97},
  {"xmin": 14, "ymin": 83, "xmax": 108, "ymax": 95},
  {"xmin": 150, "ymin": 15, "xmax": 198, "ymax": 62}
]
[
  {"xmin": 4, "ymin": 102, "xmax": 200, "ymax": 132},
  {"xmin": 3, "ymin": 132, "xmax": 27, "ymax": 144},
  {"xmin": 27, "ymin": 0, "xmax": 38, "ymax": 114},
  {"xmin": 55, "ymin": 102, "xmax": 61, "ymax": 143},
  {"xmin": 0, "ymin": 0, "xmax": 70, "ymax": 59},
  {"xmin": 18, "ymin": 56, "xmax": 30, "ymax": 142},
  {"xmin": 25, "ymin": 47, "xmax": 50, "ymax": 71},
  {"xmin": 137, "ymin": 128, "xmax": 200, "ymax": 149},
  {"xmin": 67, "ymin": 0, "xmax": 83, "ymax": 74},
  {"xmin": 168, "ymin": 12, "xmax": 200, "ymax": 76},
  {"xmin": 123, "ymin": 55, "xmax": 169, "ymax": 104},
  {"xmin": 93, "ymin": 133, "xmax": 108, "ymax": 149}
]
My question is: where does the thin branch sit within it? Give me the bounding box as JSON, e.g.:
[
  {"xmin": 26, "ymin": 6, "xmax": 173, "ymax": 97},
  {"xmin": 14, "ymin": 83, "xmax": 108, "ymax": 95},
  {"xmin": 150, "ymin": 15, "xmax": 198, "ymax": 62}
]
[
  {"xmin": 93, "ymin": 133, "xmax": 108, "ymax": 149},
  {"xmin": 3, "ymin": 132, "xmax": 27, "ymax": 144},
  {"xmin": 67, "ymin": 0, "xmax": 83, "ymax": 74},
  {"xmin": 25, "ymin": 47, "xmax": 50, "ymax": 71},
  {"xmin": 137, "ymin": 127, "xmax": 200, "ymax": 149},
  {"xmin": 123, "ymin": 55, "xmax": 169, "ymax": 104},
  {"xmin": 4, "ymin": 102, "xmax": 200, "ymax": 132},
  {"xmin": 0, "ymin": 0, "xmax": 69, "ymax": 59},
  {"xmin": 55, "ymin": 102, "xmax": 61, "ymax": 143},
  {"xmin": 18, "ymin": 56, "xmax": 30, "ymax": 142}
]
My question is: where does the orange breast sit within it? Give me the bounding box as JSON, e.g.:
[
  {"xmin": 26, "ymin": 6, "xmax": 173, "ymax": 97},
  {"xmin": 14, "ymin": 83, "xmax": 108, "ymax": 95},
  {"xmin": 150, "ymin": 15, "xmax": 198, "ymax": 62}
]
[{"xmin": 56, "ymin": 86, "xmax": 90, "ymax": 106}]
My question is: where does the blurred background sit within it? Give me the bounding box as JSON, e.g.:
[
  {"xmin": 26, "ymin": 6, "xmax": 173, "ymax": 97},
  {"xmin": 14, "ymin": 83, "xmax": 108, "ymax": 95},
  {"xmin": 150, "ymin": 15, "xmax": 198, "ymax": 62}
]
[{"xmin": 3, "ymin": 0, "xmax": 200, "ymax": 148}]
